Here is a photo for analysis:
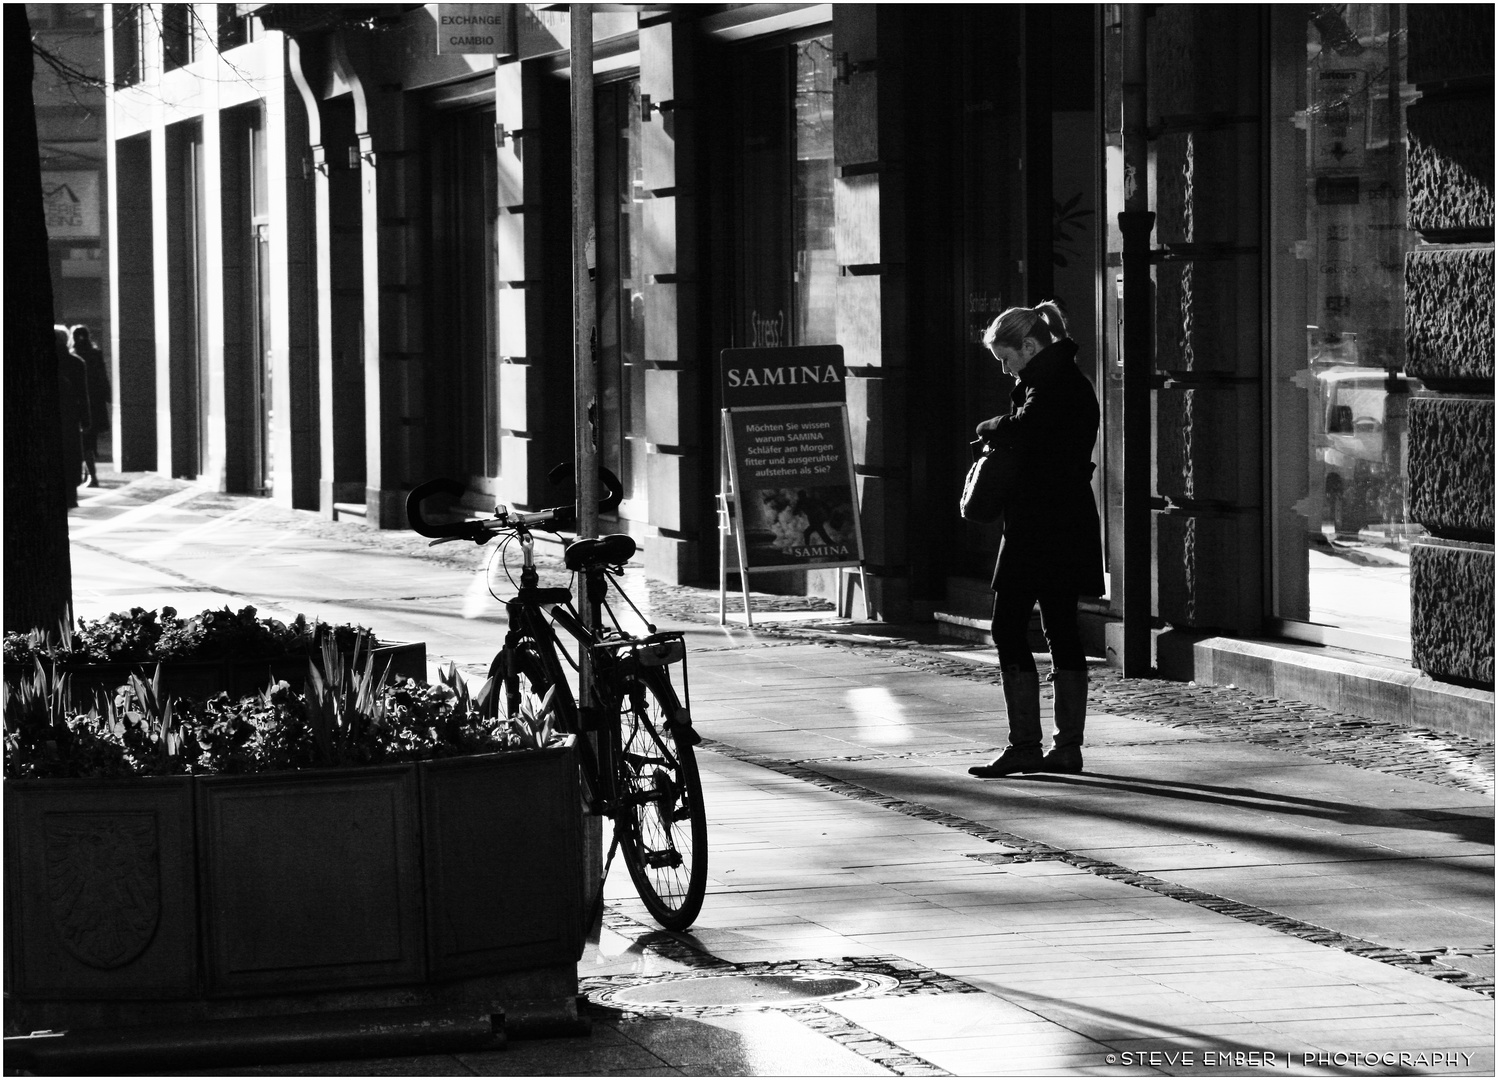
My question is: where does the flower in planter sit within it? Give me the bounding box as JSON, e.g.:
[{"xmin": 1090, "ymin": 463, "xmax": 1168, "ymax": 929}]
[
  {"xmin": 3, "ymin": 606, "xmax": 377, "ymax": 669},
  {"xmin": 3, "ymin": 650, "xmax": 566, "ymax": 780},
  {"xmin": 68, "ymin": 606, "xmax": 173, "ymax": 663}
]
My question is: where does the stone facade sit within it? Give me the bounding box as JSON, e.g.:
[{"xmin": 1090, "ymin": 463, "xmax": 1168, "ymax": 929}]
[{"xmin": 1404, "ymin": 7, "xmax": 1495, "ymax": 688}]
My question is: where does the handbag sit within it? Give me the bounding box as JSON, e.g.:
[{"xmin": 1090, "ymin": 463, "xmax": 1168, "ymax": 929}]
[{"xmin": 959, "ymin": 440, "xmax": 1024, "ymax": 523}]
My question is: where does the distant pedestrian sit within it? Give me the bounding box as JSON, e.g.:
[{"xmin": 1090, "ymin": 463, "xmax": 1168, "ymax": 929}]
[
  {"xmin": 967, "ymin": 301, "xmax": 1105, "ymax": 778},
  {"xmin": 55, "ymin": 325, "xmax": 89, "ymax": 508},
  {"xmin": 72, "ymin": 324, "xmax": 109, "ymax": 487}
]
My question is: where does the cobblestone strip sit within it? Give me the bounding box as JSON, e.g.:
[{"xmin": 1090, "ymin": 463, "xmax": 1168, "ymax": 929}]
[
  {"xmin": 698, "ymin": 739, "xmax": 1496, "ymax": 999},
  {"xmin": 588, "ymin": 909, "xmax": 965, "ymax": 1076}
]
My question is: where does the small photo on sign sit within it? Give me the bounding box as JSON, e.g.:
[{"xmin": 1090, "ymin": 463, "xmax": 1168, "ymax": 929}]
[{"xmin": 744, "ymin": 486, "xmax": 856, "ymax": 565}]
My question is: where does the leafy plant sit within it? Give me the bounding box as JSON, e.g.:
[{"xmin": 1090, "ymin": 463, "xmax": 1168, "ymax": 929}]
[
  {"xmin": 508, "ymin": 684, "xmax": 563, "ymax": 751},
  {"xmin": 3, "ymin": 643, "xmax": 569, "ymax": 780},
  {"xmin": 116, "ymin": 667, "xmax": 184, "ymax": 775},
  {"xmin": 4, "ymin": 606, "xmax": 374, "ymax": 668},
  {"xmin": 303, "ymin": 636, "xmax": 389, "ymax": 767}
]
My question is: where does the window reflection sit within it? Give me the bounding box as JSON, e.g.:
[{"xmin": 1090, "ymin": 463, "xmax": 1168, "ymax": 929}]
[
  {"xmin": 1275, "ymin": 4, "xmax": 1425, "ymax": 651},
  {"xmin": 729, "ymin": 33, "xmax": 836, "ymax": 349},
  {"xmin": 793, "ymin": 36, "xmax": 837, "ymax": 346},
  {"xmin": 596, "ymin": 78, "xmax": 645, "ymax": 503}
]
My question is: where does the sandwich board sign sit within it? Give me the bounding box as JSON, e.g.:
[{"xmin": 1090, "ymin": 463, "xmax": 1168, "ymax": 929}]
[{"xmin": 718, "ymin": 344, "xmax": 869, "ymax": 626}]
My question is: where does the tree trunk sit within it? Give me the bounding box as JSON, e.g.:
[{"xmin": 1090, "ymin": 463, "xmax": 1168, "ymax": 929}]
[{"xmin": 4, "ymin": 5, "xmax": 73, "ymax": 634}]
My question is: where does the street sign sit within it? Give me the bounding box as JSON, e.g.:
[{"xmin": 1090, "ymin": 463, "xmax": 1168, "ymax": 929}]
[{"xmin": 435, "ymin": 5, "xmax": 513, "ymax": 55}]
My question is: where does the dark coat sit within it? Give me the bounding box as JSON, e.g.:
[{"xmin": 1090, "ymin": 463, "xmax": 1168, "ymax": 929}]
[
  {"xmin": 975, "ymin": 337, "xmax": 1105, "ymax": 597},
  {"xmin": 77, "ymin": 342, "xmax": 110, "ymax": 433}
]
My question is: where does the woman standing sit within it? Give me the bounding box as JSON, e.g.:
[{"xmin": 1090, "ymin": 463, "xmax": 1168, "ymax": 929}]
[{"xmin": 968, "ymin": 301, "xmax": 1105, "ymax": 777}]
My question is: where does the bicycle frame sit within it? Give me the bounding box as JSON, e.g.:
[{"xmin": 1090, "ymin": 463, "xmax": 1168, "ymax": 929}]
[
  {"xmin": 407, "ymin": 473, "xmax": 707, "ymax": 930},
  {"xmin": 499, "ymin": 525, "xmax": 690, "ymax": 818}
]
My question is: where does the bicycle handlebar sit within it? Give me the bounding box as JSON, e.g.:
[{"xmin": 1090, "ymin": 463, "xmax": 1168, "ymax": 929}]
[{"xmin": 406, "ymin": 465, "xmax": 624, "ymax": 542}]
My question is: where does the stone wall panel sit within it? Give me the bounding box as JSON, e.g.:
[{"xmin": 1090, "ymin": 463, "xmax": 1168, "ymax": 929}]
[
  {"xmin": 1408, "ymin": 397, "xmax": 1495, "ymax": 536},
  {"xmin": 1156, "ymin": 384, "xmax": 1260, "ymax": 505},
  {"xmin": 1411, "ymin": 541, "xmax": 1495, "ymax": 685},
  {"xmin": 1407, "ymin": 5, "xmax": 1495, "ymax": 86},
  {"xmin": 1156, "ymin": 512, "xmax": 1257, "ymax": 634},
  {"xmin": 1154, "ymin": 257, "xmax": 1258, "ymax": 377},
  {"xmin": 1407, "ymin": 97, "xmax": 1494, "ymax": 234},
  {"xmin": 1404, "ymin": 248, "xmax": 1495, "ymax": 381}
]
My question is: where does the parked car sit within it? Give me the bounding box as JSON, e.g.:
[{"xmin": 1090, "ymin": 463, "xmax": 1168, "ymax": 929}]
[{"xmin": 1313, "ymin": 366, "xmax": 1418, "ymax": 536}]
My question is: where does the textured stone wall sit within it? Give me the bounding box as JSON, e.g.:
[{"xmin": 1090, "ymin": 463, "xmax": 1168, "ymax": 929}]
[
  {"xmin": 1405, "ymin": 248, "xmax": 1495, "ymax": 382},
  {"xmin": 1407, "ymin": 99, "xmax": 1495, "ymax": 234},
  {"xmin": 1407, "ymin": 6, "xmax": 1494, "ymax": 85},
  {"xmin": 1411, "ymin": 542, "xmax": 1495, "ymax": 686},
  {"xmin": 1408, "ymin": 398, "xmax": 1495, "ymax": 536},
  {"xmin": 1405, "ymin": 10, "xmax": 1495, "ymax": 689}
]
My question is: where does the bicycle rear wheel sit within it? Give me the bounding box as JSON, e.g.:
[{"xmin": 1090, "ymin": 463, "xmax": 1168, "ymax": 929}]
[{"xmin": 614, "ymin": 668, "xmax": 707, "ymax": 931}]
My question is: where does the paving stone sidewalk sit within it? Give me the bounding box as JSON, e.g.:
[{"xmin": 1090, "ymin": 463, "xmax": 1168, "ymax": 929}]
[
  {"xmin": 140, "ymin": 473, "xmax": 1491, "ymax": 800},
  {"xmin": 64, "ymin": 475, "xmax": 1496, "ymax": 1075}
]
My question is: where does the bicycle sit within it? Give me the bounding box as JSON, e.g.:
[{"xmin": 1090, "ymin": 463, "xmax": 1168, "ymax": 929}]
[{"xmin": 406, "ymin": 473, "xmax": 708, "ymax": 931}]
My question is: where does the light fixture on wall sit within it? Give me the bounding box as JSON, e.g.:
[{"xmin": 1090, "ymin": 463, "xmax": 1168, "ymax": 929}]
[
  {"xmin": 495, "ymin": 123, "xmax": 523, "ymax": 146},
  {"xmin": 834, "ymin": 52, "xmax": 877, "ymax": 84},
  {"xmin": 640, "ymin": 94, "xmax": 668, "ymax": 122}
]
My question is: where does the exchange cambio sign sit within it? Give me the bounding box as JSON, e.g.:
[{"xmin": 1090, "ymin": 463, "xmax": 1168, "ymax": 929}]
[{"xmin": 435, "ymin": 4, "xmax": 514, "ymax": 55}]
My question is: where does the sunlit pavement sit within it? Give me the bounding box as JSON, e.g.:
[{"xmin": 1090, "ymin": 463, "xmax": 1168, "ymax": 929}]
[{"xmin": 65, "ymin": 475, "xmax": 1495, "ymax": 1076}]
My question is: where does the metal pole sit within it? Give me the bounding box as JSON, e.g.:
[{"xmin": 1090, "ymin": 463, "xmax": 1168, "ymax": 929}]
[
  {"xmin": 569, "ymin": 4, "xmax": 603, "ymax": 933},
  {"xmin": 1118, "ymin": 5, "xmax": 1155, "ymax": 677},
  {"xmin": 572, "ymin": 5, "xmax": 598, "ymax": 554}
]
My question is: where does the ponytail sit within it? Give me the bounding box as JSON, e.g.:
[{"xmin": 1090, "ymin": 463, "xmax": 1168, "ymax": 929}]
[
  {"xmin": 1032, "ymin": 300, "xmax": 1067, "ymax": 342},
  {"xmin": 982, "ymin": 299, "xmax": 1069, "ymax": 351}
]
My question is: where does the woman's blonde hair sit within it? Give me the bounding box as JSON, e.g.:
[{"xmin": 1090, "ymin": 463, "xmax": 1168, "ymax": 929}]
[{"xmin": 982, "ymin": 300, "xmax": 1068, "ymax": 351}]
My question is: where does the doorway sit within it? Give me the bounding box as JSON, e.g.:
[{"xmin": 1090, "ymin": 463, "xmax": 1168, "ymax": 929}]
[{"xmin": 954, "ymin": 7, "xmax": 1101, "ymax": 585}]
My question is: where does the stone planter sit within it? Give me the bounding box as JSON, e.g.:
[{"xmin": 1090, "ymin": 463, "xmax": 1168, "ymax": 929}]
[
  {"xmin": 5, "ymin": 641, "xmax": 428, "ymax": 707},
  {"xmin": 4, "ymin": 741, "xmax": 583, "ymax": 1033}
]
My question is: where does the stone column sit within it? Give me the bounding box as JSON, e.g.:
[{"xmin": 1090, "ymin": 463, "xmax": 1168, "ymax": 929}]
[
  {"xmin": 494, "ymin": 57, "xmax": 574, "ymax": 511},
  {"xmin": 337, "ymin": 36, "xmax": 427, "ymax": 528},
  {"xmin": 638, "ymin": 14, "xmax": 705, "ymax": 583},
  {"xmin": 1404, "ymin": 7, "xmax": 1495, "ymax": 687},
  {"xmin": 1147, "ymin": 5, "xmax": 1264, "ymax": 639},
  {"xmin": 826, "ymin": 5, "xmax": 911, "ymax": 619}
]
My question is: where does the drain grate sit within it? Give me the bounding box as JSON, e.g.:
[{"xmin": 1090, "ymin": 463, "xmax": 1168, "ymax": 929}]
[{"xmin": 591, "ymin": 970, "xmax": 898, "ymax": 1013}]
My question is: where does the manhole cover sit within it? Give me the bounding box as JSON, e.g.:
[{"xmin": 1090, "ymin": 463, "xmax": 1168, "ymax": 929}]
[{"xmin": 592, "ymin": 971, "xmax": 898, "ymax": 1012}]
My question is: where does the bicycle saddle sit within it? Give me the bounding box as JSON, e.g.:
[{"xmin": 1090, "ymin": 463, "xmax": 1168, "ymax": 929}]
[{"xmin": 564, "ymin": 533, "xmax": 637, "ymax": 571}]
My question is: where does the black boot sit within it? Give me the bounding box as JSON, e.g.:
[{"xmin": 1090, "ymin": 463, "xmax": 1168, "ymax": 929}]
[
  {"xmin": 969, "ymin": 669, "xmax": 1043, "ymax": 778},
  {"xmin": 1042, "ymin": 670, "xmax": 1087, "ymax": 773}
]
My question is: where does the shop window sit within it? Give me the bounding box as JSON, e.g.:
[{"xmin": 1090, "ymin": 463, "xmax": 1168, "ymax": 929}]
[
  {"xmin": 113, "ymin": 4, "xmax": 144, "ymax": 87},
  {"xmin": 32, "ymin": 5, "xmax": 103, "ymax": 30},
  {"xmin": 161, "ymin": 4, "xmax": 195, "ymax": 71},
  {"xmin": 429, "ymin": 109, "xmax": 500, "ymax": 481},
  {"xmin": 792, "ymin": 36, "xmax": 836, "ymax": 346},
  {"xmin": 1269, "ymin": 5, "xmax": 1424, "ymax": 656},
  {"xmin": 595, "ymin": 78, "xmax": 646, "ymax": 505},
  {"xmin": 217, "ymin": 4, "xmax": 250, "ymax": 50},
  {"xmin": 727, "ymin": 32, "xmax": 837, "ymax": 348}
]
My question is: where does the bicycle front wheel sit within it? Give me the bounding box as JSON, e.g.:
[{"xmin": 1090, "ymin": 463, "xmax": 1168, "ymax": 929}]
[
  {"xmin": 614, "ymin": 669, "xmax": 707, "ymax": 931},
  {"xmin": 490, "ymin": 634, "xmax": 579, "ymax": 735}
]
